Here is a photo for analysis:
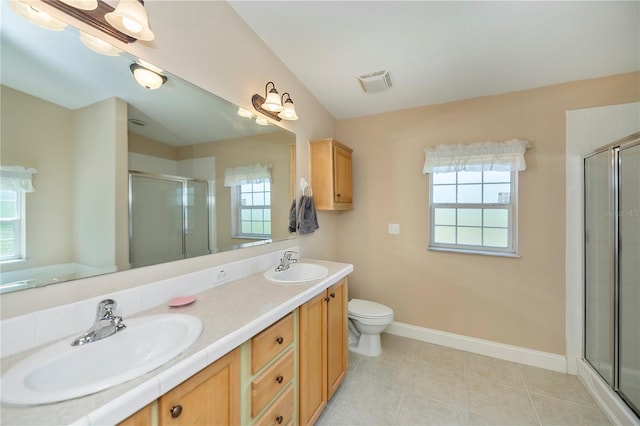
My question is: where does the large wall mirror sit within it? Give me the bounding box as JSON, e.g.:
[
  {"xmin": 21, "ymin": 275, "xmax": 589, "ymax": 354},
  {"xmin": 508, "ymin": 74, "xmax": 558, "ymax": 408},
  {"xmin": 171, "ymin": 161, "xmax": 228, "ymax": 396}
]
[{"xmin": 0, "ymin": 1, "xmax": 296, "ymax": 294}]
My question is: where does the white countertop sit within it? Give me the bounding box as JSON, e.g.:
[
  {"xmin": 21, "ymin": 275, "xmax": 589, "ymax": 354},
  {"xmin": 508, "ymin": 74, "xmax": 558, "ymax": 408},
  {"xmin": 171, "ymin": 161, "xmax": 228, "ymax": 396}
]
[{"xmin": 0, "ymin": 259, "xmax": 353, "ymax": 425}]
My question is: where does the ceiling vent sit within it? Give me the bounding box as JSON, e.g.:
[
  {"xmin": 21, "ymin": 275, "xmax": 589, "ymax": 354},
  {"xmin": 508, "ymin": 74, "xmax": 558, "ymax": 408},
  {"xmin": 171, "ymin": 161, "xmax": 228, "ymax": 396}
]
[{"xmin": 357, "ymin": 70, "xmax": 392, "ymax": 93}]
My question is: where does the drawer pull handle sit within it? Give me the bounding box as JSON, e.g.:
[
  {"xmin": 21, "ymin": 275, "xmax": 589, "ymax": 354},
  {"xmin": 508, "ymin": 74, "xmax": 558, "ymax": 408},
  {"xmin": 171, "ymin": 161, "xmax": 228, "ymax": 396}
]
[
  {"xmin": 337, "ymin": 193, "xmax": 341, "ymax": 197},
  {"xmin": 276, "ymin": 375, "xmax": 284, "ymax": 384},
  {"xmin": 276, "ymin": 336, "xmax": 284, "ymax": 345},
  {"xmin": 330, "ymin": 292, "xmax": 336, "ymax": 298},
  {"xmin": 324, "ymin": 296, "xmax": 330, "ymax": 302},
  {"xmin": 170, "ymin": 405, "xmax": 183, "ymax": 418},
  {"xmin": 276, "ymin": 415, "xmax": 284, "ymax": 424}
]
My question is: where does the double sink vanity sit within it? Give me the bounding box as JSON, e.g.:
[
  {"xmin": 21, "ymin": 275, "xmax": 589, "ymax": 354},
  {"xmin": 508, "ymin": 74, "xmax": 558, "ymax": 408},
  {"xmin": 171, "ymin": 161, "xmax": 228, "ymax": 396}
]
[{"xmin": 0, "ymin": 256, "xmax": 353, "ymax": 425}]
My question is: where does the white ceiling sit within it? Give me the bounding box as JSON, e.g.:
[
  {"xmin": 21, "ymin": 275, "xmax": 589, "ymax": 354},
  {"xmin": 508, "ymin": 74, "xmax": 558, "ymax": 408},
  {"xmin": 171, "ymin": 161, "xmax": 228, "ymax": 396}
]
[{"xmin": 229, "ymin": 1, "xmax": 640, "ymax": 119}]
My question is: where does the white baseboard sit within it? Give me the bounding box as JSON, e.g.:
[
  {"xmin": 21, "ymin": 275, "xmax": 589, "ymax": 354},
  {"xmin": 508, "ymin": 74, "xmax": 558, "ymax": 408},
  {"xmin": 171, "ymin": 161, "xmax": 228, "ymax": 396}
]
[
  {"xmin": 386, "ymin": 321, "xmax": 567, "ymax": 373},
  {"xmin": 577, "ymin": 359, "xmax": 640, "ymax": 426}
]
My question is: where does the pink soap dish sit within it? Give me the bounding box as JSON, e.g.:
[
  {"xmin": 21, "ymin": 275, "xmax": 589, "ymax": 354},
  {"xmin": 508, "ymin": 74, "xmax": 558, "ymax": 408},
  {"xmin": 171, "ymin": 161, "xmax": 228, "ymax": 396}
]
[{"xmin": 169, "ymin": 295, "xmax": 197, "ymax": 307}]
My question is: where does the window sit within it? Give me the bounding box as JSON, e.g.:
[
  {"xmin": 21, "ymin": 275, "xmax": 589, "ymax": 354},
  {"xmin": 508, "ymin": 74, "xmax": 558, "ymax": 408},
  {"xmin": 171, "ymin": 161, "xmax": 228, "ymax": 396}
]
[
  {"xmin": 423, "ymin": 139, "xmax": 529, "ymax": 257},
  {"xmin": 0, "ymin": 189, "xmax": 24, "ymax": 261},
  {"xmin": 0, "ymin": 166, "xmax": 36, "ymax": 262},
  {"xmin": 429, "ymin": 170, "xmax": 517, "ymax": 255},
  {"xmin": 224, "ymin": 163, "xmax": 273, "ymax": 239},
  {"xmin": 233, "ymin": 181, "xmax": 271, "ymax": 238}
]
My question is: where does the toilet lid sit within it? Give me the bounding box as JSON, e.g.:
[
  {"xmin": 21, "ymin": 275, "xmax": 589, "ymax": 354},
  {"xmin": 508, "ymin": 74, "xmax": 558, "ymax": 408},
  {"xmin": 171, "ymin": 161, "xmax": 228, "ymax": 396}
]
[{"xmin": 348, "ymin": 299, "xmax": 393, "ymax": 318}]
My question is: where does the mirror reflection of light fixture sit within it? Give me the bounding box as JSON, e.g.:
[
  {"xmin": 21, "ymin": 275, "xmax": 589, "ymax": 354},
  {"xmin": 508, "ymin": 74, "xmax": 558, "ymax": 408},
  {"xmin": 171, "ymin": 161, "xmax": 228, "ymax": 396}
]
[
  {"xmin": 237, "ymin": 108, "xmax": 253, "ymax": 118},
  {"xmin": 58, "ymin": 0, "xmax": 98, "ymax": 10},
  {"xmin": 255, "ymin": 117, "xmax": 270, "ymax": 126},
  {"xmin": 130, "ymin": 63, "xmax": 167, "ymax": 90},
  {"xmin": 105, "ymin": 0, "xmax": 154, "ymax": 41},
  {"xmin": 8, "ymin": 0, "xmax": 67, "ymax": 31},
  {"xmin": 277, "ymin": 93, "xmax": 298, "ymax": 121},
  {"xmin": 79, "ymin": 31, "xmax": 122, "ymax": 56},
  {"xmin": 252, "ymin": 82, "xmax": 299, "ymax": 122}
]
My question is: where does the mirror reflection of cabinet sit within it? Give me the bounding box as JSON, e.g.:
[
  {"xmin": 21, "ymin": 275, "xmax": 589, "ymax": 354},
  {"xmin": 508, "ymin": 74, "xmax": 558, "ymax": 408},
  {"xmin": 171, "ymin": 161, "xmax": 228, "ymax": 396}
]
[{"xmin": 309, "ymin": 139, "xmax": 353, "ymax": 211}]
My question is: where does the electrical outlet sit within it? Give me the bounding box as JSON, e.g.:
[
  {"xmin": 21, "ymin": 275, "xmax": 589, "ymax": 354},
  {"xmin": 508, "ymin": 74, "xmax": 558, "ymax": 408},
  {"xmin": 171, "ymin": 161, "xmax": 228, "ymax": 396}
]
[
  {"xmin": 215, "ymin": 268, "xmax": 229, "ymax": 284},
  {"xmin": 388, "ymin": 223, "xmax": 400, "ymax": 235}
]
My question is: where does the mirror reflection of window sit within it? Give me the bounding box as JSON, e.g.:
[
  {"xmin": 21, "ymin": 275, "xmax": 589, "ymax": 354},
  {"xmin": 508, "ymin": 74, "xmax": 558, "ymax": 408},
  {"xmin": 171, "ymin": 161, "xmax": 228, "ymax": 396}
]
[
  {"xmin": 235, "ymin": 181, "xmax": 272, "ymax": 238},
  {"xmin": 0, "ymin": 189, "xmax": 24, "ymax": 261}
]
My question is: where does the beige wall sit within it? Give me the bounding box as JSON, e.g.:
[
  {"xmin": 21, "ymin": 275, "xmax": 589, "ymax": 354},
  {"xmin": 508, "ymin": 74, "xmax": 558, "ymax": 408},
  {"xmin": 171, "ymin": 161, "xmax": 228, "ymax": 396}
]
[
  {"xmin": 335, "ymin": 72, "xmax": 640, "ymax": 355},
  {"xmin": 1, "ymin": 86, "xmax": 75, "ymax": 271}
]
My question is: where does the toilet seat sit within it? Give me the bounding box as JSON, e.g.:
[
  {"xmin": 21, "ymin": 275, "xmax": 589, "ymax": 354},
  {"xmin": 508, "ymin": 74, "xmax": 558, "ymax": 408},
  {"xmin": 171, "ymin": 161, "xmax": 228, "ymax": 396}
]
[{"xmin": 348, "ymin": 299, "xmax": 394, "ymax": 320}]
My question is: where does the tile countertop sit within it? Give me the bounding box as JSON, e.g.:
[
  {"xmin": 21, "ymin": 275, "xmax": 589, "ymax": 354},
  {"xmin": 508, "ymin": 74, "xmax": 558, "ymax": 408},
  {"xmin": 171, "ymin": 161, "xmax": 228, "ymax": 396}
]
[{"xmin": 0, "ymin": 259, "xmax": 353, "ymax": 426}]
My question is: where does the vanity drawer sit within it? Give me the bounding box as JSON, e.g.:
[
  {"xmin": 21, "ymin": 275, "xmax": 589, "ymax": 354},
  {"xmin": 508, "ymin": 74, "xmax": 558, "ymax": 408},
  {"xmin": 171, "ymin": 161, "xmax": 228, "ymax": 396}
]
[
  {"xmin": 252, "ymin": 313, "xmax": 294, "ymax": 374},
  {"xmin": 253, "ymin": 383, "xmax": 294, "ymax": 426},
  {"xmin": 251, "ymin": 348, "xmax": 294, "ymax": 417}
]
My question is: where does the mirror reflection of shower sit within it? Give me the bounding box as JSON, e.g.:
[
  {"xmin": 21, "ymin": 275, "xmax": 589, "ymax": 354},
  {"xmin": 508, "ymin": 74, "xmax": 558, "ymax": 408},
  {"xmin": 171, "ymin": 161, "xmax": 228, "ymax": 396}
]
[{"xmin": 129, "ymin": 172, "xmax": 214, "ymax": 268}]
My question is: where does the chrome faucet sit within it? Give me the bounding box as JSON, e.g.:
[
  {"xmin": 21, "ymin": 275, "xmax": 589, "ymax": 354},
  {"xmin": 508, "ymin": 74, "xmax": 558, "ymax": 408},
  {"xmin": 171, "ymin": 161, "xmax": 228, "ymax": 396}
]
[
  {"xmin": 71, "ymin": 299, "xmax": 126, "ymax": 346},
  {"xmin": 275, "ymin": 250, "xmax": 298, "ymax": 272}
]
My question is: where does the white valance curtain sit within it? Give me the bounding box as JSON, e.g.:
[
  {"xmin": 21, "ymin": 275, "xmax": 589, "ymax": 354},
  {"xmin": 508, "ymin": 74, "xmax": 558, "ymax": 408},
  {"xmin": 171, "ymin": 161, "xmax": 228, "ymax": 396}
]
[
  {"xmin": 224, "ymin": 163, "xmax": 272, "ymax": 187},
  {"xmin": 422, "ymin": 139, "xmax": 531, "ymax": 174},
  {"xmin": 0, "ymin": 166, "xmax": 37, "ymax": 192}
]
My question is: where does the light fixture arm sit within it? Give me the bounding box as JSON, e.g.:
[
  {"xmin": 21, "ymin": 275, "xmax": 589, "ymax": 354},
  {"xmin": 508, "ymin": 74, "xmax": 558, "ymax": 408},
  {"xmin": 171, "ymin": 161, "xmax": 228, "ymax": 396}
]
[
  {"xmin": 44, "ymin": 0, "xmax": 136, "ymax": 43},
  {"xmin": 264, "ymin": 81, "xmax": 277, "ymax": 98}
]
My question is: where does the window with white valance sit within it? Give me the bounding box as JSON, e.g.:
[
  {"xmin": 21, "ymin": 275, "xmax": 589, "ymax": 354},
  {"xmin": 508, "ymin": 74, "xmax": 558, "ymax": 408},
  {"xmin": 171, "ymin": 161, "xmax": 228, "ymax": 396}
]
[
  {"xmin": 1, "ymin": 166, "xmax": 37, "ymax": 262},
  {"xmin": 223, "ymin": 163, "xmax": 272, "ymax": 187},
  {"xmin": 422, "ymin": 139, "xmax": 530, "ymax": 174},
  {"xmin": 225, "ymin": 164, "xmax": 272, "ymax": 239},
  {"xmin": 423, "ymin": 139, "xmax": 530, "ymax": 257},
  {"xmin": 0, "ymin": 166, "xmax": 38, "ymax": 192}
]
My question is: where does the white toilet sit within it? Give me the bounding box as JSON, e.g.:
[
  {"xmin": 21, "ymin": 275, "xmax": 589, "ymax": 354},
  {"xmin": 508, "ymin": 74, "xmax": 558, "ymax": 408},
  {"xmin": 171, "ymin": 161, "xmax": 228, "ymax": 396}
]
[{"xmin": 347, "ymin": 298, "xmax": 394, "ymax": 357}]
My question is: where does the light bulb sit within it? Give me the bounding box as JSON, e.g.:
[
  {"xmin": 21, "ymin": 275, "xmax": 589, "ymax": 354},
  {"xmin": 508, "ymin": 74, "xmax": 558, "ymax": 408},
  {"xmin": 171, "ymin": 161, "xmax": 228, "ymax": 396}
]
[{"xmin": 122, "ymin": 16, "xmax": 142, "ymax": 34}]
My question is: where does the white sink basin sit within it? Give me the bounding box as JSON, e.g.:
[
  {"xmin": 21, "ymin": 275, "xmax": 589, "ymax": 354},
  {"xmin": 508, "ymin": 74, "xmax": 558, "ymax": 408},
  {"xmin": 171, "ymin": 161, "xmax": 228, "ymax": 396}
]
[
  {"xmin": 1, "ymin": 314, "xmax": 202, "ymax": 405},
  {"xmin": 264, "ymin": 263, "xmax": 329, "ymax": 283}
]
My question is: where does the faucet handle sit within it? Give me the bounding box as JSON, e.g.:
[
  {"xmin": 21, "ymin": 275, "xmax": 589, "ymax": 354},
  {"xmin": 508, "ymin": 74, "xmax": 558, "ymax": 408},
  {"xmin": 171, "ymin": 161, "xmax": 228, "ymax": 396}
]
[
  {"xmin": 283, "ymin": 250, "xmax": 298, "ymax": 259},
  {"xmin": 96, "ymin": 299, "xmax": 117, "ymax": 319}
]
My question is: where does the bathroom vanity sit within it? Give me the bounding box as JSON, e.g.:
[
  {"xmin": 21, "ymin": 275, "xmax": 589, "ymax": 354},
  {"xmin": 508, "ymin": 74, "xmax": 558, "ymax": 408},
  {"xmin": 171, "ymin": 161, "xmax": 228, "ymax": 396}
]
[{"xmin": 0, "ymin": 259, "xmax": 353, "ymax": 425}]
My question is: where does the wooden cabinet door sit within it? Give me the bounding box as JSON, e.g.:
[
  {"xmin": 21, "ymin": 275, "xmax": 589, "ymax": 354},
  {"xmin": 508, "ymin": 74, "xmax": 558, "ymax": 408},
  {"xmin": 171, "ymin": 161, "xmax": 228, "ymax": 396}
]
[
  {"xmin": 118, "ymin": 403, "xmax": 154, "ymax": 426},
  {"xmin": 326, "ymin": 279, "xmax": 348, "ymax": 399},
  {"xmin": 298, "ymin": 292, "xmax": 327, "ymax": 426},
  {"xmin": 159, "ymin": 348, "xmax": 240, "ymax": 426},
  {"xmin": 333, "ymin": 145, "xmax": 352, "ymax": 204}
]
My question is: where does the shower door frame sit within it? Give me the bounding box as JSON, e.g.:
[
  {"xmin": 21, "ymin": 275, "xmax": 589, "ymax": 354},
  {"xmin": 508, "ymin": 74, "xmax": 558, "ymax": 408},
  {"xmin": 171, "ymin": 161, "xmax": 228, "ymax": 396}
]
[
  {"xmin": 583, "ymin": 132, "xmax": 640, "ymax": 417},
  {"xmin": 128, "ymin": 171, "xmax": 212, "ymax": 266}
]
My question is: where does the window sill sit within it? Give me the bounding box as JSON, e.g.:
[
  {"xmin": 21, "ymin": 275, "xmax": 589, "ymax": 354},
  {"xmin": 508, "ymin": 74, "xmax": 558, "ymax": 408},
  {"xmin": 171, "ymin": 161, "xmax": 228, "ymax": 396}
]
[
  {"xmin": 428, "ymin": 246, "xmax": 520, "ymax": 258},
  {"xmin": 0, "ymin": 258, "xmax": 27, "ymax": 265}
]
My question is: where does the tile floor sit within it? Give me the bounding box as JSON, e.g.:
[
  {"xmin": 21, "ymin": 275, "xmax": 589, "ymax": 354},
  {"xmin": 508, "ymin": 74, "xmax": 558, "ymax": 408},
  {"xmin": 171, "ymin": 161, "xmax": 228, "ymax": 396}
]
[{"xmin": 317, "ymin": 333, "xmax": 612, "ymax": 426}]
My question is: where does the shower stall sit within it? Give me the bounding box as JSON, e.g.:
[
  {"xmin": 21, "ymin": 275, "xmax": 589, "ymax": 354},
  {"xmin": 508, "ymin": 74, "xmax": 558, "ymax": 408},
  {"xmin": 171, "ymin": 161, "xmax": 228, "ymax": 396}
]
[
  {"xmin": 129, "ymin": 171, "xmax": 212, "ymax": 268},
  {"xmin": 584, "ymin": 132, "xmax": 640, "ymax": 418}
]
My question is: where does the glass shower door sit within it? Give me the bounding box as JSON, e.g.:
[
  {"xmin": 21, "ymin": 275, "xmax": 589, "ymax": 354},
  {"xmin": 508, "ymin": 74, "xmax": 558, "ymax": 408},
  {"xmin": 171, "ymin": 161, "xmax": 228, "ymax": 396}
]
[
  {"xmin": 618, "ymin": 142, "xmax": 640, "ymax": 414},
  {"xmin": 185, "ymin": 180, "xmax": 211, "ymax": 257},
  {"xmin": 584, "ymin": 149, "xmax": 615, "ymax": 386},
  {"xmin": 130, "ymin": 174, "xmax": 184, "ymax": 268}
]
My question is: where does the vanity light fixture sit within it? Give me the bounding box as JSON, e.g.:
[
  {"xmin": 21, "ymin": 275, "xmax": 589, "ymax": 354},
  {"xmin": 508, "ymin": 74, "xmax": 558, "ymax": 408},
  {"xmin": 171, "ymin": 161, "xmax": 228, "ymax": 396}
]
[
  {"xmin": 79, "ymin": 31, "xmax": 122, "ymax": 56},
  {"xmin": 252, "ymin": 82, "xmax": 299, "ymax": 121},
  {"xmin": 105, "ymin": 0, "xmax": 155, "ymax": 41},
  {"xmin": 130, "ymin": 63, "xmax": 167, "ymax": 90},
  {"xmin": 8, "ymin": 0, "xmax": 67, "ymax": 31}
]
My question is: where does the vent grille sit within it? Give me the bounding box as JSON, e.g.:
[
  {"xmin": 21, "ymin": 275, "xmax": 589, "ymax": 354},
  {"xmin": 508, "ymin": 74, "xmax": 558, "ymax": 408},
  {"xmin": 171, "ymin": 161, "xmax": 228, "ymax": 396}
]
[{"xmin": 357, "ymin": 70, "xmax": 392, "ymax": 93}]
